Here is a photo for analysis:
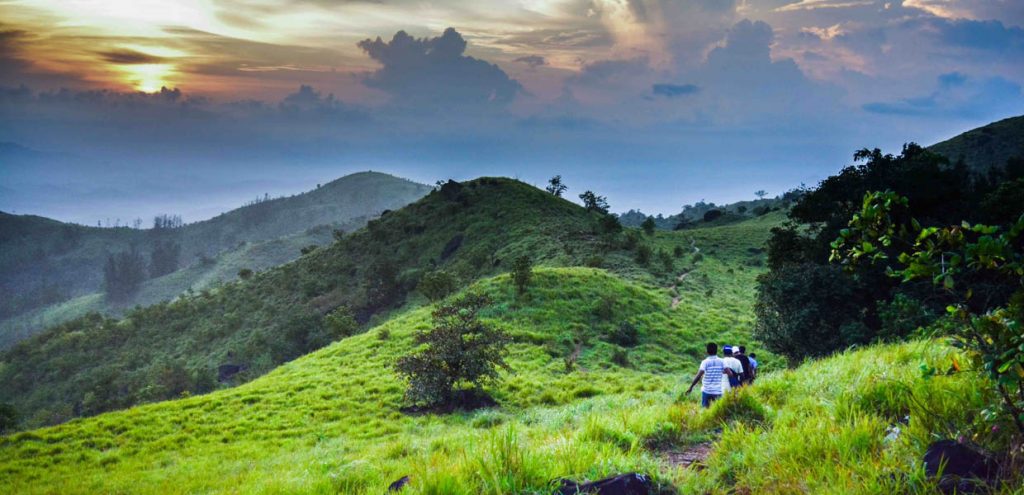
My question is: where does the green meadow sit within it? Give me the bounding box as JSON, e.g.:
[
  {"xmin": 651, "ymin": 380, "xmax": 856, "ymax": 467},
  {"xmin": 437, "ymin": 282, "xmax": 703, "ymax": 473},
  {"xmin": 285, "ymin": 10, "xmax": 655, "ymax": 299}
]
[{"xmin": 0, "ymin": 266, "xmax": 1010, "ymax": 494}]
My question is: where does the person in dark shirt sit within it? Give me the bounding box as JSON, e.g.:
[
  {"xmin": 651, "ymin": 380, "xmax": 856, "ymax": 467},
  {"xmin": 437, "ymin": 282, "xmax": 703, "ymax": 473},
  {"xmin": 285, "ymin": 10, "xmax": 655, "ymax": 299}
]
[{"xmin": 735, "ymin": 345, "xmax": 753, "ymax": 386}]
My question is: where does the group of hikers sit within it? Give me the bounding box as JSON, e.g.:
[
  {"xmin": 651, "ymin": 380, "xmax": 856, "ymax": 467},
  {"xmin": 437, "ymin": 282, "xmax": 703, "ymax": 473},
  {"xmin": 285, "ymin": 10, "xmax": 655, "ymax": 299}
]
[{"xmin": 685, "ymin": 343, "xmax": 758, "ymax": 407}]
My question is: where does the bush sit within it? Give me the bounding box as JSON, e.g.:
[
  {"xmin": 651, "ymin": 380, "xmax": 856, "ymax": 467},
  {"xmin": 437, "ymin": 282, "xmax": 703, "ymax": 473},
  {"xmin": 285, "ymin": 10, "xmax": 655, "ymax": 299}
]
[
  {"xmin": 395, "ymin": 294, "xmax": 510, "ymax": 408},
  {"xmin": 0, "ymin": 402, "xmax": 17, "ymax": 433},
  {"xmin": 237, "ymin": 268, "xmax": 253, "ymax": 280},
  {"xmin": 584, "ymin": 255, "xmax": 604, "ymax": 268},
  {"xmin": 641, "ymin": 217, "xmax": 656, "ymax": 235},
  {"xmin": 877, "ymin": 293, "xmax": 935, "ymax": 341},
  {"xmin": 325, "ymin": 306, "xmax": 359, "ymax": 340},
  {"xmin": 418, "ymin": 270, "xmax": 457, "ymax": 302},
  {"xmin": 607, "ymin": 321, "xmax": 639, "ymax": 347},
  {"xmin": 511, "ymin": 256, "xmax": 532, "ymax": 296},
  {"xmin": 703, "ymin": 210, "xmax": 723, "ymax": 222},
  {"xmin": 611, "ymin": 347, "xmax": 630, "ymax": 367},
  {"xmin": 635, "ymin": 245, "xmax": 652, "ymax": 265},
  {"xmin": 754, "ymin": 263, "xmax": 872, "ymax": 363},
  {"xmin": 673, "ymin": 246, "xmax": 684, "ymax": 258}
]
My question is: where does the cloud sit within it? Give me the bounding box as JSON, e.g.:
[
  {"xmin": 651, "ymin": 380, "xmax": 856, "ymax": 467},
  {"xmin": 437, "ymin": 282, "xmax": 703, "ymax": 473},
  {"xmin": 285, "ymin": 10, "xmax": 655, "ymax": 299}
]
[
  {"xmin": 863, "ymin": 73, "xmax": 1024, "ymax": 118},
  {"xmin": 514, "ymin": 55, "xmax": 546, "ymax": 68},
  {"xmin": 357, "ymin": 27, "xmax": 522, "ymax": 109},
  {"xmin": 98, "ymin": 49, "xmax": 166, "ymax": 65},
  {"xmin": 651, "ymin": 83, "xmax": 699, "ymax": 97},
  {"xmin": 569, "ymin": 57, "xmax": 650, "ymax": 85}
]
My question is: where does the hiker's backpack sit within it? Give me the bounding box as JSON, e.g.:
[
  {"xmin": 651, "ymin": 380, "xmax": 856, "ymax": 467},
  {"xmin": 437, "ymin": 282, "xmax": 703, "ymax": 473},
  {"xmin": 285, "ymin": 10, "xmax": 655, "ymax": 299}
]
[{"xmin": 554, "ymin": 473, "xmax": 652, "ymax": 495}]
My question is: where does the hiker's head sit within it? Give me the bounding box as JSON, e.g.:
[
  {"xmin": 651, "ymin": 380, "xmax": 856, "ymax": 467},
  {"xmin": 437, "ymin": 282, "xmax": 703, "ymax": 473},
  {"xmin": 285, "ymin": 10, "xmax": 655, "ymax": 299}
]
[
  {"xmin": 739, "ymin": 345, "xmax": 746, "ymax": 354},
  {"xmin": 706, "ymin": 343, "xmax": 717, "ymax": 355},
  {"xmin": 750, "ymin": 353, "xmax": 757, "ymax": 359},
  {"xmin": 724, "ymin": 347, "xmax": 734, "ymax": 356}
]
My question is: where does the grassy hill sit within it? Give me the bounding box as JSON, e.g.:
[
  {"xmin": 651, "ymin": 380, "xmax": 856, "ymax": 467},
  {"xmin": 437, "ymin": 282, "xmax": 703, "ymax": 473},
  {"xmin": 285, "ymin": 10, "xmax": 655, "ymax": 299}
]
[
  {"xmin": 0, "ymin": 171, "xmax": 432, "ymax": 345},
  {"xmin": 0, "ymin": 178, "xmax": 780, "ymax": 429},
  {"xmin": 928, "ymin": 114, "xmax": 1024, "ymax": 172},
  {"xmin": 0, "ymin": 268, "xmax": 1004, "ymax": 494}
]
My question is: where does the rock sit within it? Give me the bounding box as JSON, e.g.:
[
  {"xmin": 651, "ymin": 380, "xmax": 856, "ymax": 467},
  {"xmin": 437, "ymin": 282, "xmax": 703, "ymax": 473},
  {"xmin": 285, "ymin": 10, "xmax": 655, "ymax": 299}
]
[
  {"xmin": 923, "ymin": 440, "xmax": 997, "ymax": 494},
  {"xmin": 554, "ymin": 473, "xmax": 652, "ymax": 495},
  {"xmin": 387, "ymin": 475, "xmax": 410, "ymax": 492}
]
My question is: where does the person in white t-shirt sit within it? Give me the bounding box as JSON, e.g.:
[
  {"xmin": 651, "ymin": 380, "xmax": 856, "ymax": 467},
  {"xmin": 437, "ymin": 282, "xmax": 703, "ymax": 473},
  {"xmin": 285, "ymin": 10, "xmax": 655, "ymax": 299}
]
[
  {"xmin": 686, "ymin": 342, "xmax": 735, "ymax": 407},
  {"xmin": 722, "ymin": 346, "xmax": 744, "ymax": 391}
]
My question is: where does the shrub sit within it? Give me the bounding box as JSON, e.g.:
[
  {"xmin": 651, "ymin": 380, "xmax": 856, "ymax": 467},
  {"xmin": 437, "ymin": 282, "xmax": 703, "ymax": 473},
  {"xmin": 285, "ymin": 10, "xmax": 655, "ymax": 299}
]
[
  {"xmin": 325, "ymin": 306, "xmax": 359, "ymax": 340},
  {"xmin": 0, "ymin": 402, "xmax": 17, "ymax": 433},
  {"xmin": 607, "ymin": 321, "xmax": 639, "ymax": 347},
  {"xmin": 635, "ymin": 245, "xmax": 652, "ymax": 265},
  {"xmin": 395, "ymin": 294, "xmax": 510, "ymax": 408},
  {"xmin": 754, "ymin": 263, "xmax": 871, "ymax": 363},
  {"xmin": 511, "ymin": 256, "xmax": 533, "ymax": 296},
  {"xmin": 418, "ymin": 270, "xmax": 457, "ymax": 302},
  {"xmin": 623, "ymin": 230, "xmax": 639, "ymax": 250},
  {"xmin": 300, "ymin": 245, "xmax": 318, "ymax": 255},
  {"xmin": 592, "ymin": 296, "xmax": 616, "ymax": 322},
  {"xmin": 673, "ymin": 245, "xmax": 684, "ymax": 258},
  {"xmin": 579, "ymin": 191, "xmax": 609, "ymax": 213},
  {"xmin": 237, "ymin": 268, "xmax": 253, "ymax": 280},
  {"xmin": 641, "ymin": 217, "xmax": 656, "ymax": 235},
  {"xmin": 611, "ymin": 347, "xmax": 630, "ymax": 367},
  {"xmin": 703, "ymin": 209, "xmax": 723, "ymax": 222},
  {"xmin": 584, "ymin": 255, "xmax": 604, "ymax": 268},
  {"xmin": 877, "ymin": 293, "xmax": 935, "ymax": 341}
]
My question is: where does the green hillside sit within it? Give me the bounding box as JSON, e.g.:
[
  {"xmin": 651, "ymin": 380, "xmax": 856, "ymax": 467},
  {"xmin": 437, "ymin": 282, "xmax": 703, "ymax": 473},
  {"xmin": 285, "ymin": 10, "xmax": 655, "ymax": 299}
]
[
  {"xmin": 0, "ymin": 171, "xmax": 432, "ymax": 345},
  {"xmin": 1, "ymin": 178, "xmax": 779, "ymax": 429},
  {"xmin": 0, "ymin": 269, "xmax": 1004, "ymax": 494},
  {"xmin": 928, "ymin": 114, "xmax": 1024, "ymax": 172}
]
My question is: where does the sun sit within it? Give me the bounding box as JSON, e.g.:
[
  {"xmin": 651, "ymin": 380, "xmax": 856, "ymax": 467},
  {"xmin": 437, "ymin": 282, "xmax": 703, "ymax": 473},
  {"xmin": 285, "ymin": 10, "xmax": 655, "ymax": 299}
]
[{"xmin": 122, "ymin": 63, "xmax": 174, "ymax": 93}]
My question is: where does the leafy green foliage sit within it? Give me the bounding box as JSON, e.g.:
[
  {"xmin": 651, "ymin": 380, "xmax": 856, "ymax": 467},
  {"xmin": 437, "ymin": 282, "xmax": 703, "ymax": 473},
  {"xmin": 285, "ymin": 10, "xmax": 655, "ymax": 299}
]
[
  {"xmin": 641, "ymin": 217, "xmax": 656, "ymax": 235},
  {"xmin": 510, "ymin": 256, "xmax": 533, "ymax": 296},
  {"xmin": 102, "ymin": 248, "xmax": 146, "ymax": 302},
  {"xmin": 325, "ymin": 306, "xmax": 359, "ymax": 340},
  {"xmin": 833, "ymin": 190, "xmax": 1024, "ymax": 433},
  {"xmin": 545, "ymin": 175, "xmax": 567, "ymax": 197},
  {"xmin": 0, "ymin": 402, "xmax": 17, "ymax": 433},
  {"xmin": 754, "ymin": 263, "xmax": 872, "ymax": 362},
  {"xmin": 578, "ymin": 190, "xmax": 609, "ymax": 214},
  {"xmin": 396, "ymin": 293, "xmax": 509, "ymax": 407},
  {"xmin": 418, "ymin": 269, "xmax": 458, "ymax": 302}
]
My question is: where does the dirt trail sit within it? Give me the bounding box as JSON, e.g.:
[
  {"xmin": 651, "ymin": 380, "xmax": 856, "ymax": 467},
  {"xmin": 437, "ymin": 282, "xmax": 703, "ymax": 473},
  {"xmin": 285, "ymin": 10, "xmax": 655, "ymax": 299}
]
[
  {"xmin": 667, "ymin": 239, "xmax": 698, "ymax": 309},
  {"xmin": 663, "ymin": 442, "xmax": 713, "ymax": 470}
]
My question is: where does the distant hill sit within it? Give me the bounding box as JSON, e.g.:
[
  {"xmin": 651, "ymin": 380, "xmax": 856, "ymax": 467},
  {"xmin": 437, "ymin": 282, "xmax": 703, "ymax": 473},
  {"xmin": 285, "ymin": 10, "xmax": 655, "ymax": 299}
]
[
  {"xmin": 0, "ymin": 177, "xmax": 782, "ymax": 428},
  {"xmin": 928, "ymin": 114, "xmax": 1024, "ymax": 172},
  {"xmin": 0, "ymin": 172, "xmax": 432, "ymax": 343}
]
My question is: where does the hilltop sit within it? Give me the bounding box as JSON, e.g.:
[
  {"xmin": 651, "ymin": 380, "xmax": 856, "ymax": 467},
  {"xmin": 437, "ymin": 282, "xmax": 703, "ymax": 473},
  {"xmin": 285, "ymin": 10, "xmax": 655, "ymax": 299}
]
[
  {"xmin": 0, "ymin": 178, "xmax": 780, "ymax": 428},
  {"xmin": 0, "ymin": 171, "xmax": 431, "ymax": 345},
  {"xmin": 0, "ymin": 268, "xmax": 999, "ymax": 494},
  {"xmin": 928, "ymin": 114, "xmax": 1024, "ymax": 172}
]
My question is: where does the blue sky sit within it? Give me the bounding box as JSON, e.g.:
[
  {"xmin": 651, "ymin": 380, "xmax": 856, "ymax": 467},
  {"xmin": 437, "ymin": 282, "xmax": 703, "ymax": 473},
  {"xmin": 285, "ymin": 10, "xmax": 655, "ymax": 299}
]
[{"xmin": 1, "ymin": 0, "xmax": 1022, "ymax": 224}]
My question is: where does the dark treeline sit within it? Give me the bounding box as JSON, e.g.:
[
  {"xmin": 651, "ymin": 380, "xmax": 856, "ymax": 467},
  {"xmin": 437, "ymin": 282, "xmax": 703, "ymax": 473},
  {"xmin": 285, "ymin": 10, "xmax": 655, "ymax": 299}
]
[{"xmin": 755, "ymin": 144, "xmax": 1024, "ymax": 361}]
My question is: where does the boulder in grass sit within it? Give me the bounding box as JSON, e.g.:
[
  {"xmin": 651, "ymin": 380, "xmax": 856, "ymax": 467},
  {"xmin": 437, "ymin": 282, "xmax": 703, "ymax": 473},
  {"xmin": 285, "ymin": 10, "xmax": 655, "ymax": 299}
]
[
  {"xmin": 923, "ymin": 440, "xmax": 998, "ymax": 494},
  {"xmin": 554, "ymin": 473, "xmax": 652, "ymax": 495},
  {"xmin": 387, "ymin": 475, "xmax": 410, "ymax": 492}
]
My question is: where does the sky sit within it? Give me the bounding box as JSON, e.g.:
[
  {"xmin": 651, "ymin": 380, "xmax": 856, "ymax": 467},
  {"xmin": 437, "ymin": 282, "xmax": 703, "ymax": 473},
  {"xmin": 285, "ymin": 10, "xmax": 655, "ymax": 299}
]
[{"xmin": 1, "ymin": 0, "xmax": 1023, "ymax": 225}]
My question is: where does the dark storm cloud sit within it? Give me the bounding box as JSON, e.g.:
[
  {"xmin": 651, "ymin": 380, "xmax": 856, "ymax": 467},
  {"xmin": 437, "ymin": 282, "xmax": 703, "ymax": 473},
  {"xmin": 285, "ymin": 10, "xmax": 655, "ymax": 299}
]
[
  {"xmin": 356, "ymin": 27, "xmax": 522, "ymax": 108},
  {"xmin": 652, "ymin": 83, "xmax": 699, "ymax": 97},
  {"xmin": 98, "ymin": 49, "xmax": 166, "ymax": 65},
  {"xmin": 514, "ymin": 55, "xmax": 546, "ymax": 68},
  {"xmin": 863, "ymin": 73, "xmax": 1023, "ymax": 118}
]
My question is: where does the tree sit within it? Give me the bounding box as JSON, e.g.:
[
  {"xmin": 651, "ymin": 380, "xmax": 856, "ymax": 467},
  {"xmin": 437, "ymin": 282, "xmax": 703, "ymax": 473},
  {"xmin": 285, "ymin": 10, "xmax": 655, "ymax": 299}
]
[
  {"xmin": 511, "ymin": 256, "xmax": 533, "ymax": 296},
  {"xmin": 238, "ymin": 268, "xmax": 254, "ymax": 280},
  {"xmin": 641, "ymin": 217, "xmax": 656, "ymax": 235},
  {"xmin": 418, "ymin": 270, "xmax": 457, "ymax": 302},
  {"xmin": 635, "ymin": 244, "xmax": 652, "ymax": 265},
  {"xmin": 754, "ymin": 263, "xmax": 873, "ymax": 363},
  {"xmin": 103, "ymin": 249, "xmax": 147, "ymax": 302},
  {"xmin": 579, "ymin": 190, "xmax": 610, "ymax": 214},
  {"xmin": 546, "ymin": 175, "xmax": 568, "ymax": 197},
  {"xmin": 832, "ymin": 191, "xmax": 1024, "ymax": 433},
  {"xmin": 395, "ymin": 294, "xmax": 510, "ymax": 407},
  {"xmin": 0, "ymin": 402, "xmax": 17, "ymax": 434},
  {"xmin": 149, "ymin": 240, "xmax": 180, "ymax": 278},
  {"xmin": 755, "ymin": 190, "xmax": 768, "ymax": 199}
]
